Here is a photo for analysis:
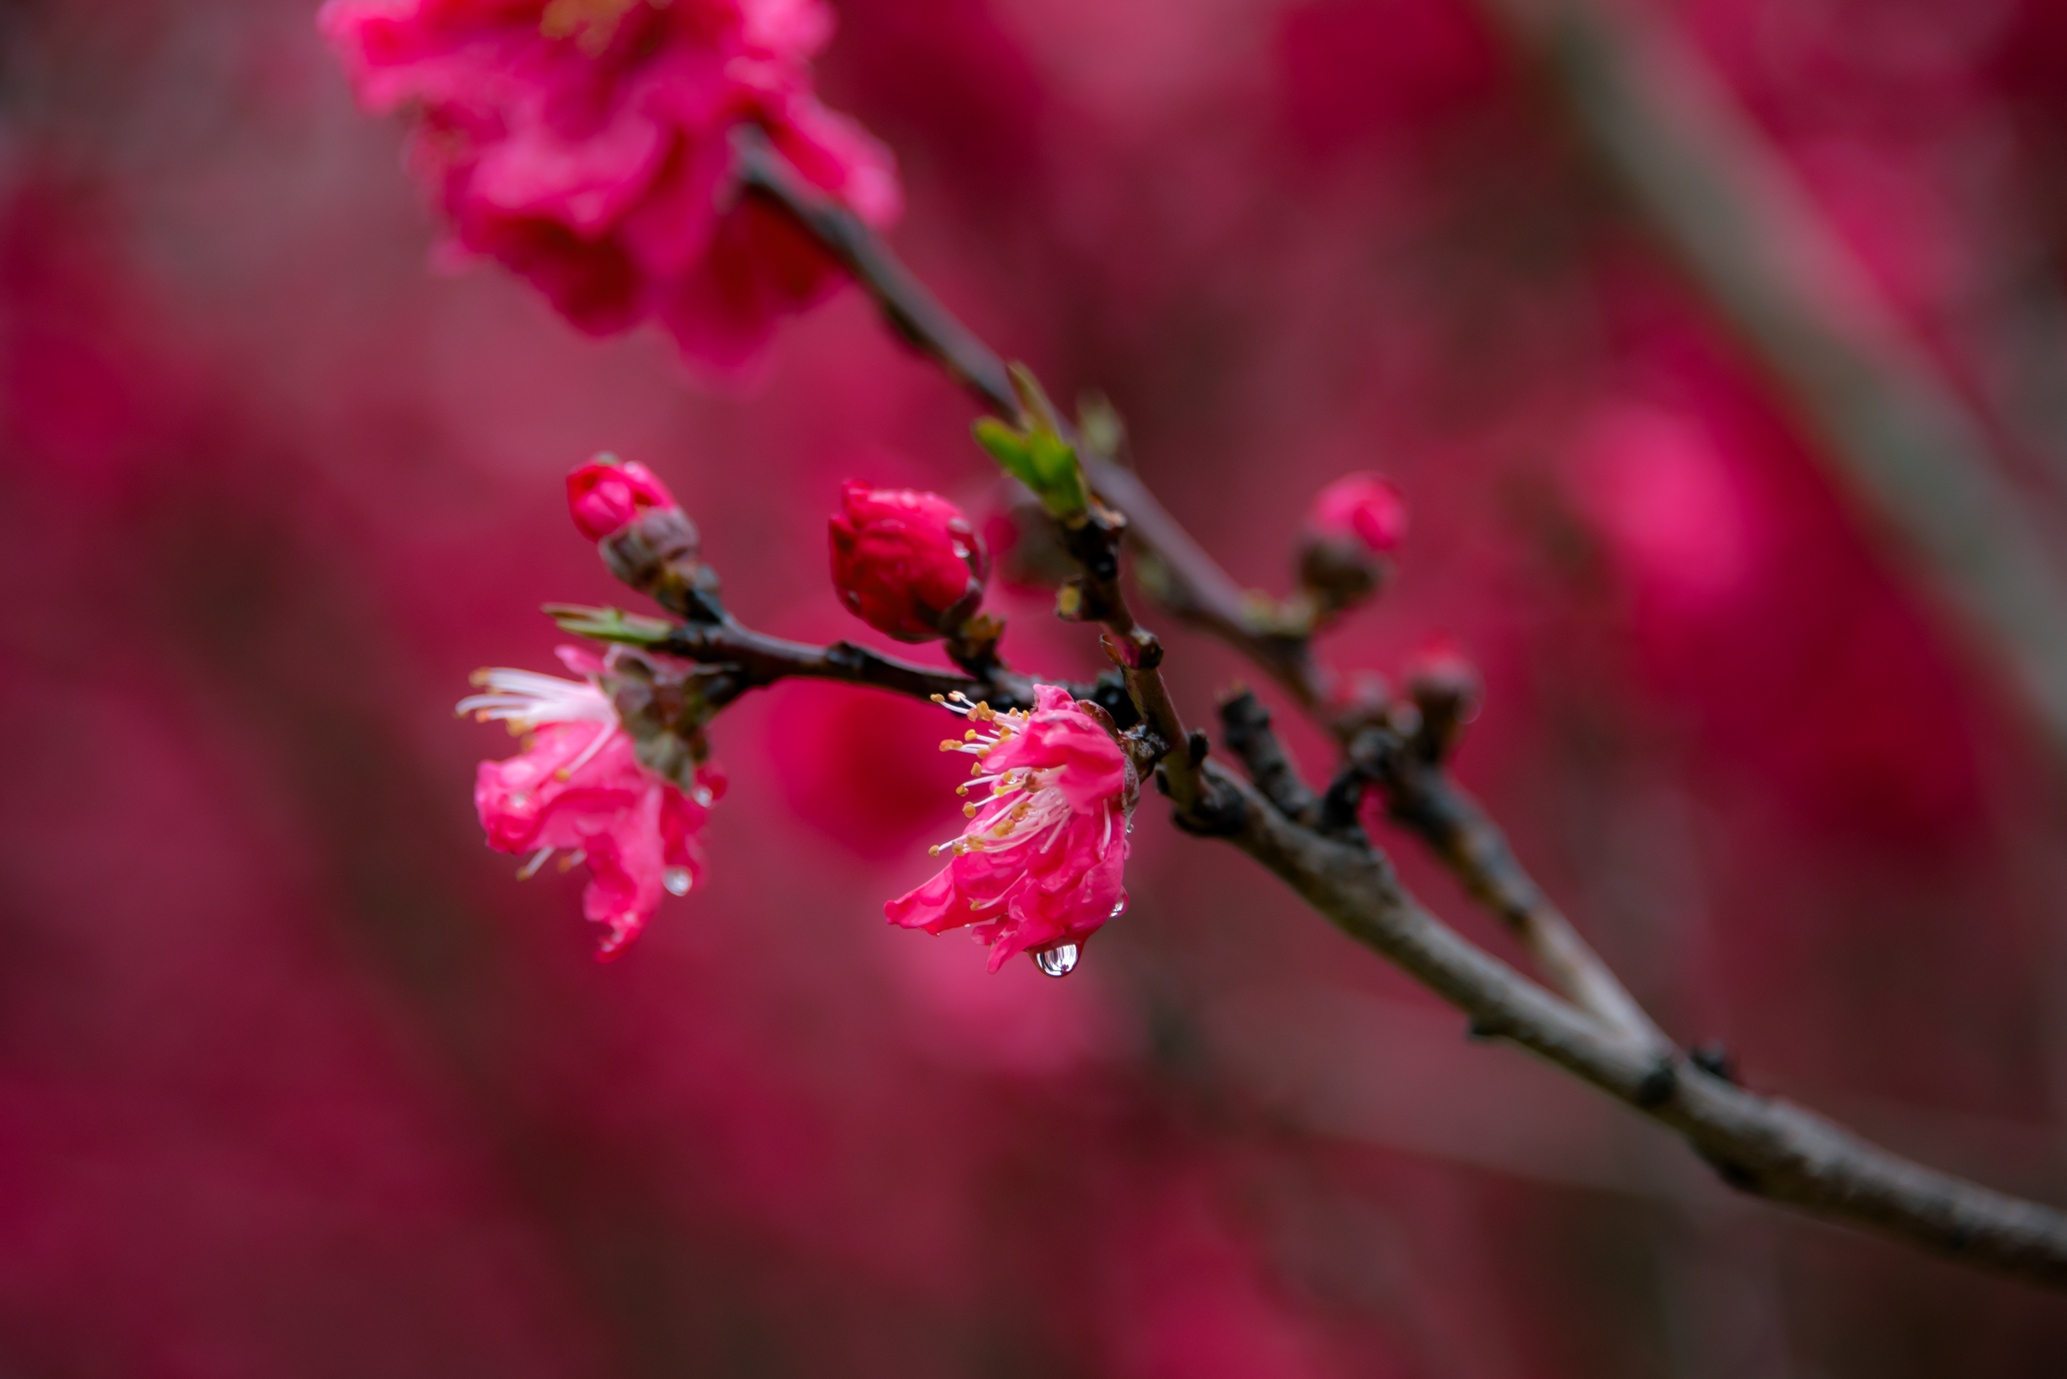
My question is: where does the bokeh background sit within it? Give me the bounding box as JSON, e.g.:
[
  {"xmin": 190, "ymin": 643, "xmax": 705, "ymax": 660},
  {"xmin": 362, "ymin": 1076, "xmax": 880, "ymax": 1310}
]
[{"xmin": 8, "ymin": 0, "xmax": 2067, "ymax": 1373}]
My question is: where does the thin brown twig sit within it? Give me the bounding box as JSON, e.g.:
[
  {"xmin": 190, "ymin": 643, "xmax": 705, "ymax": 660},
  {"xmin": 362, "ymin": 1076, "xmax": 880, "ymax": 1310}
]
[{"xmin": 1358, "ymin": 726, "xmax": 1675, "ymax": 1055}]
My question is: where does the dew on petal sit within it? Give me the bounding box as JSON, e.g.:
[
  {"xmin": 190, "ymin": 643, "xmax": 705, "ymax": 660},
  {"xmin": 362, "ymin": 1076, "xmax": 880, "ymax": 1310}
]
[
  {"xmin": 1109, "ymin": 898, "xmax": 1127, "ymax": 919},
  {"xmin": 1031, "ymin": 943, "xmax": 1079, "ymax": 978},
  {"xmin": 663, "ymin": 866, "xmax": 694, "ymax": 896}
]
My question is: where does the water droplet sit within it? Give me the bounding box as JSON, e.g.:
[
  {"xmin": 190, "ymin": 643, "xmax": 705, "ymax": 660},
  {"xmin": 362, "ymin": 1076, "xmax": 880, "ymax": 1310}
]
[
  {"xmin": 663, "ymin": 867, "xmax": 693, "ymax": 896},
  {"xmin": 1109, "ymin": 898, "xmax": 1127, "ymax": 919},
  {"xmin": 692, "ymin": 785, "xmax": 715, "ymax": 807},
  {"xmin": 1031, "ymin": 943, "xmax": 1079, "ymax": 978}
]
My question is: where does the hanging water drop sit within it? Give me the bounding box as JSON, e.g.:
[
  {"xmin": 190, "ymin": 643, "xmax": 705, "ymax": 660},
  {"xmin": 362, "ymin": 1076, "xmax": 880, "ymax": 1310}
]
[
  {"xmin": 662, "ymin": 866, "xmax": 693, "ymax": 896},
  {"xmin": 1031, "ymin": 943, "xmax": 1079, "ymax": 978},
  {"xmin": 1109, "ymin": 897, "xmax": 1127, "ymax": 919}
]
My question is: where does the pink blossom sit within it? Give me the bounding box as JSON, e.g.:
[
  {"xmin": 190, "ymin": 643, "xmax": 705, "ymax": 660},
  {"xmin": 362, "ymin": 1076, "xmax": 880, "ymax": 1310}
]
[
  {"xmin": 566, "ymin": 453, "xmax": 679, "ymax": 540},
  {"xmin": 828, "ymin": 481, "xmax": 988, "ymax": 642},
  {"xmin": 318, "ymin": 0, "xmax": 902, "ymax": 370},
  {"xmin": 1306, "ymin": 471, "xmax": 1408, "ymax": 554},
  {"xmin": 459, "ymin": 646, "xmax": 723, "ymax": 958},
  {"xmin": 886, "ymin": 686, "xmax": 1133, "ymax": 974}
]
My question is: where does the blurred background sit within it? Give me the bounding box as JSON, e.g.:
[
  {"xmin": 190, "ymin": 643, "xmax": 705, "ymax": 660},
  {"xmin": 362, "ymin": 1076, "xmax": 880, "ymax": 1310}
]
[{"xmin": 7, "ymin": 0, "xmax": 2067, "ymax": 1372}]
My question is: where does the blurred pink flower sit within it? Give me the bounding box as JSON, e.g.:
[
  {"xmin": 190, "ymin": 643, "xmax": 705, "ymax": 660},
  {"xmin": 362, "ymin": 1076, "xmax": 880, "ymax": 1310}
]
[
  {"xmin": 887, "ymin": 686, "xmax": 1133, "ymax": 973},
  {"xmin": 566, "ymin": 452, "xmax": 678, "ymax": 540},
  {"xmin": 319, "ymin": 0, "xmax": 902, "ymax": 370},
  {"xmin": 460, "ymin": 646, "xmax": 723, "ymax": 958},
  {"xmin": 828, "ymin": 481, "xmax": 988, "ymax": 642},
  {"xmin": 1577, "ymin": 406, "xmax": 1755, "ymax": 607},
  {"xmin": 1306, "ymin": 471, "xmax": 1407, "ymax": 554}
]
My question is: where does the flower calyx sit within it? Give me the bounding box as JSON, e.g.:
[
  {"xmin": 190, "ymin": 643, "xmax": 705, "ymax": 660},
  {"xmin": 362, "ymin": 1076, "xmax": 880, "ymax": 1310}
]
[{"xmin": 598, "ymin": 647, "xmax": 725, "ymax": 792}]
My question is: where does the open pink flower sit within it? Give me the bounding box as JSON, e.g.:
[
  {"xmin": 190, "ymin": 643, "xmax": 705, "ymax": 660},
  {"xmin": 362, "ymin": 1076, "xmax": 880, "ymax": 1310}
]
[
  {"xmin": 828, "ymin": 481, "xmax": 988, "ymax": 642},
  {"xmin": 886, "ymin": 686, "xmax": 1134, "ymax": 974},
  {"xmin": 460, "ymin": 646, "xmax": 723, "ymax": 958},
  {"xmin": 319, "ymin": 0, "xmax": 902, "ymax": 370},
  {"xmin": 566, "ymin": 453, "xmax": 679, "ymax": 540}
]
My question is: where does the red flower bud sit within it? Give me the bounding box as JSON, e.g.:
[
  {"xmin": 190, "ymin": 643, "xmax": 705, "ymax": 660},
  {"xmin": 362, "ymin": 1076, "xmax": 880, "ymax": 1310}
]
[
  {"xmin": 829, "ymin": 482, "xmax": 989, "ymax": 642},
  {"xmin": 1307, "ymin": 472, "xmax": 1407, "ymax": 554},
  {"xmin": 567, "ymin": 454, "xmax": 680, "ymax": 541}
]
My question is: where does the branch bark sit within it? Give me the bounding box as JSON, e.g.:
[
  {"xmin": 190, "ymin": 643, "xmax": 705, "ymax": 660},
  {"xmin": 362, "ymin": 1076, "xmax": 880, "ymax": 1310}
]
[{"xmin": 1201, "ymin": 762, "xmax": 2067, "ymax": 1283}]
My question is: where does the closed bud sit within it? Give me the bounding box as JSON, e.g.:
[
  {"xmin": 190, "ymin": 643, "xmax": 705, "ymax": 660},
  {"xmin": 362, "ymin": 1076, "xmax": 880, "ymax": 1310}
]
[
  {"xmin": 568, "ymin": 454, "xmax": 716, "ymax": 618},
  {"xmin": 1404, "ymin": 636, "xmax": 1481, "ymax": 760},
  {"xmin": 567, "ymin": 453, "xmax": 680, "ymax": 541},
  {"xmin": 1297, "ymin": 472, "xmax": 1408, "ymax": 619},
  {"xmin": 829, "ymin": 482, "xmax": 989, "ymax": 642}
]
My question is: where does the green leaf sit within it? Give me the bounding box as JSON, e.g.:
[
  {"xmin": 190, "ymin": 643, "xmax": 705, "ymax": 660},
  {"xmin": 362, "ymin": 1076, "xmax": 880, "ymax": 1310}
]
[
  {"xmin": 542, "ymin": 603, "xmax": 677, "ymax": 647},
  {"xmin": 972, "ymin": 370, "xmax": 1089, "ymax": 522},
  {"xmin": 973, "ymin": 419, "xmax": 1036, "ymax": 487}
]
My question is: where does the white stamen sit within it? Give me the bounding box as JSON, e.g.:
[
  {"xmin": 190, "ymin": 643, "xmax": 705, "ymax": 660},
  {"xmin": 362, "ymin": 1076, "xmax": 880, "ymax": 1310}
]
[
  {"xmin": 517, "ymin": 846, "xmax": 554, "ymax": 879},
  {"xmin": 458, "ymin": 668, "xmax": 617, "ymax": 733}
]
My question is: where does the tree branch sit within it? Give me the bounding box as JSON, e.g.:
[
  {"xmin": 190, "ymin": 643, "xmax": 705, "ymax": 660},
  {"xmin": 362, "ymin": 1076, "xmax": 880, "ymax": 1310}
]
[
  {"xmin": 1200, "ymin": 760, "xmax": 2067, "ymax": 1284},
  {"xmin": 1357, "ymin": 726, "xmax": 1675, "ymax": 1056},
  {"xmin": 732, "ymin": 130, "xmax": 2067, "ymax": 1285}
]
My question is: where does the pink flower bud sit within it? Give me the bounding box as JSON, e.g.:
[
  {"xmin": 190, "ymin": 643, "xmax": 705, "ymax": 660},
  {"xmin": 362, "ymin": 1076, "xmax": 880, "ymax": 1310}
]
[
  {"xmin": 828, "ymin": 482, "xmax": 989, "ymax": 643},
  {"xmin": 1307, "ymin": 472, "xmax": 1407, "ymax": 554},
  {"xmin": 567, "ymin": 455, "xmax": 680, "ymax": 541}
]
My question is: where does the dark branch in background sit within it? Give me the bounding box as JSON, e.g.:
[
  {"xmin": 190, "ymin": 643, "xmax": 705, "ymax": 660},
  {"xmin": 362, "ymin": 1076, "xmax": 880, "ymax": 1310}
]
[
  {"xmin": 734, "ymin": 133, "xmax": 2067, "ymax": 1285},
  {"xmin": 1469, "ymin": 0, "xmax": 2067, "ymax": 775}
]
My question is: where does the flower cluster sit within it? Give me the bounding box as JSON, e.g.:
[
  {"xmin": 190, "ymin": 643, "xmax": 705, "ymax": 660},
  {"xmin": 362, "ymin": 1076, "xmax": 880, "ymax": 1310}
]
[
  {"xmin": 461, "ymin": 645, "xmax": 723, "ymax": 958},
  {"xmin": 319, "ymin": 0, "xmax": 901, "ymax": 369},
  {"xmin": 887, "ymin": 687, "xmax": 1136, "ymax": 974}
]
